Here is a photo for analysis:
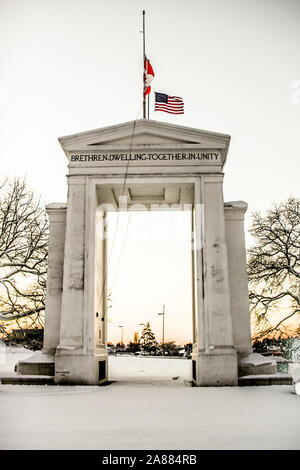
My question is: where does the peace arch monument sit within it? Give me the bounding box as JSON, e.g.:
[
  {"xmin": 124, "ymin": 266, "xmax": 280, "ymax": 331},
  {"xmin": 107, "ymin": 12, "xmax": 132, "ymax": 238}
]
[{"xmin": 16, "ymin": 119, "xmax": 277, "ymax": 386}]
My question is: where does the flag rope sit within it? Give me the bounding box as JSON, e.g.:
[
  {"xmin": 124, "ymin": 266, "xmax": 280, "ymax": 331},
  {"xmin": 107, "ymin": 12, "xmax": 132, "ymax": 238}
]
[{"xmin": 95, "ymin": 104, "xmax": 141, "ymax": 322}]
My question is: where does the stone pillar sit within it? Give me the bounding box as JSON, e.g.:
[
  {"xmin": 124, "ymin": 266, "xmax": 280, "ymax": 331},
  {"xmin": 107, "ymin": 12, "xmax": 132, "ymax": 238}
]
[
  {"xmin": 58, "ymin": 177, "xmax": 86, "ymax": 347},
  {"xmin": 224, "ymin": 201, "xmax": 252, "ymax": 357},
  {"xmin": 55, "ymin": 177, "xmax": 107, "ymax": 385},
  {"xmin": 193, "ymin": 175, "xmax": 237, "ymax": 386},
  {"xmin": 43, "ymin": 204, "xmax": 67, "ymax": 355},
  {"xmin": 55, "ymin": 177, "xmax": 94, "ymax": 384}
]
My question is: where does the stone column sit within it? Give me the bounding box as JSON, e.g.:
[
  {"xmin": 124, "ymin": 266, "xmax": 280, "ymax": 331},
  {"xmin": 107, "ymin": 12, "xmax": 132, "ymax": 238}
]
[
  {"xmin": 55, "ymin": 177, "xmax": 95, "ymax": 384},
  {"xmin": 224, "ymin": 202, "xmax": 252, "ymax": 356},
  {"xmin": 43, "ymin": 204, "xmax": 67, "ymax": 355},
  {"xmin": 58, "ymin": 177, "xmax": 86, "ymax": 347},
  {"xmin": 55, "ymin": 177, "xmax": 107, "ymax": 384},
  {"xmin": 193, "ymin": 175, "xmax": 237, "ymax": 386}
]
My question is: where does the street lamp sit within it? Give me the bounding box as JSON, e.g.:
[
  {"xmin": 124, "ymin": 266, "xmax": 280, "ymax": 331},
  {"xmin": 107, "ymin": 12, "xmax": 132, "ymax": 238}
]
[
  {"xmin": 118, "ymin": 325, "xmax": 124, "ymax": 345},
  {"xmin": 158, "ymin": 305, "xmax": 165, "ymax": 355}
]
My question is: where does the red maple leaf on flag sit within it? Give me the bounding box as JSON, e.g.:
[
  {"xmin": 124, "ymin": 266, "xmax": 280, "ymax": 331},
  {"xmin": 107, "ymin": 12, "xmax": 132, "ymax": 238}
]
[{"xmin": 144, "ymin": 58, "xmax": 154, "ymax": 98}]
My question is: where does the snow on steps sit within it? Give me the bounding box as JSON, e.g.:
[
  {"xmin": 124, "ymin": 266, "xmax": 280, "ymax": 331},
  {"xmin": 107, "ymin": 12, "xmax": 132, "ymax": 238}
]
[
  {"xmin": 238, "ymin": 353, "xmax": 277, "ymax": 376},
  {"xmin": 238, "ymin": 373, "xmax": 292, "ymax": 386},
  {"xmin": 0, "ymin": 374, "xmax": 55, "ymax": 385},
  {"xmin": 16, "ymin": 351, "xmax": 55, "ymax": 376},
  {"xmin": 0, "ymin": 373, "xmax": 292, "ymax": 386}
]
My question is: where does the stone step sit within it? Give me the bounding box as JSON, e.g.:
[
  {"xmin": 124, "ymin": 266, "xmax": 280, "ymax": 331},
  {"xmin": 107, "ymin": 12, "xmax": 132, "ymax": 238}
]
[
  {"xmin": 17, "ymin": 361, "xmax": 55, "ymax": 376},
  {"xmin": 0, "ymin": 374, "xmax": 55, "ymax": 385},
  {"xmin": 0, "ymin": 373, "xmax": 292, "ymax": 386},
  {"xmin": 16, "ymin": 351, "xmax": 55, "ymax": 376},
  {"xmin": 238, "ymin": 373, "xmax": 292, "ymax": 386}
]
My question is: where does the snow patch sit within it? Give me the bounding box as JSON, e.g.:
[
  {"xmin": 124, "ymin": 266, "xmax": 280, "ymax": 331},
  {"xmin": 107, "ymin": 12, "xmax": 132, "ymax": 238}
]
[
  {"xmin": 240, "ymin": 353, "xmax": 276, "ymax": 367},
  {"xmin": 18, "ymin": 351, "xmax": 54, "ymax": 364},
  {"xmin": 108, "ymin": 355, "xmax": 192, "ymax": 382}
]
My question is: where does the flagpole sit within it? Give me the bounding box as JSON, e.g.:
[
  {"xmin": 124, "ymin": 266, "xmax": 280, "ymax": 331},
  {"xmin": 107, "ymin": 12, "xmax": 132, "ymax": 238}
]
[{"xmin": 142, "ymin": 11, "xmax": 146, "ymax": 119}]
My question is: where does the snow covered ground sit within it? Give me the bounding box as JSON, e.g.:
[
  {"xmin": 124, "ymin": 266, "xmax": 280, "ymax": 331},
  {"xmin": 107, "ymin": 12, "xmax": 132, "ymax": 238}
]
[
  {"xmin": 0, "ymin": 345, "xmax": 32, "ymax": 374},
  {"xmin": 0, "ymin": 347, "xmax": 300, "ymax": 450},
  {"xmin": 109, "ymin": 355, "xmax": 192, "ymax": 383}
]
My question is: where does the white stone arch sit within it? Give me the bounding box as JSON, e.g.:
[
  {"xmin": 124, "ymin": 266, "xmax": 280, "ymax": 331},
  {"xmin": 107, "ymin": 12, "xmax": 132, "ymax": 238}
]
[{"xmin": 42, "ymin": 119, "xmax": 253, "ymax": 386}]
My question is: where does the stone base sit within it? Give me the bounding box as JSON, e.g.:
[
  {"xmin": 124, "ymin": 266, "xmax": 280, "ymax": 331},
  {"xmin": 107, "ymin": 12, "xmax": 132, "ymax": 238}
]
[
  {"xmin": 238, "ymin": 373, "xmax": 292, "ymax": 386},
  {"xmin": 16, "ymin": 351, "xmax": 55, "ymax": 376},
  {"xmin": 55, "ymin": 352, "xmax": 108, "ymax": 385},
  {"xmin": 0, "ymin": 374, "xmax": 55, "ymax": 385},
  {"xmin": 238, "ymin": 353, "xmax": 277, "ymax": 376},
  {"xmin": 192, "ymin": 350, "xmax": 238, "ymax": 386}
]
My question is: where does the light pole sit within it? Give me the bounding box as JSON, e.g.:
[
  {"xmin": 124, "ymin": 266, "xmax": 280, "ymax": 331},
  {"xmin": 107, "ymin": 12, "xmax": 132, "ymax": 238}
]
[
  {"xmin": 118, "ymin": 325, "xmax": 124, "ymax": 345},
  {"xmin": 158, "ymin": 305, "xmax": 165, "ymax": 355}
]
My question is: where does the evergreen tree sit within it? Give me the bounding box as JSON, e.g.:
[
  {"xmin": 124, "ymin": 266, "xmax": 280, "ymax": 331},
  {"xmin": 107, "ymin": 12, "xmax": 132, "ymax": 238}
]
[
  {"xmin": 128, "ymin": 332, "xmax": 140, "ymax": 353},
  {"xmin": 139, "ymin": 322, "xmax": 157, "ymax": 353},
  {"xmin": 161, "ymin": 341, "xmax": 180, "ymax": 356}
]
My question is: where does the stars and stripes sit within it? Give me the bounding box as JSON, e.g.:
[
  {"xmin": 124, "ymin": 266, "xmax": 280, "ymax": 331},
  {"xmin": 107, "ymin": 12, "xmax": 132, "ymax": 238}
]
[{"xmin": 154, "ymin": 93, "xmax": 184, "ymax": 114}]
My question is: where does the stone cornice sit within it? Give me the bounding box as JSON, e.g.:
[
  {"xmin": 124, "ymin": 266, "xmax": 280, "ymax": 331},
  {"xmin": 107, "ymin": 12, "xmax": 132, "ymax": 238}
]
[
  {"xmin": 58, "ymin": 119, "xmax": 231, "ymax": 168},
  {"xmin": 224, "ymin": 201, "xmax": 248, "ymax": 220}
]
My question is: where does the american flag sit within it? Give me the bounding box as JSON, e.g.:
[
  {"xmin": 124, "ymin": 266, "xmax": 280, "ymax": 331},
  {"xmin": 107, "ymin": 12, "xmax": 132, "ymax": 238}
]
[{"xmin": 154, "ymin": 92, "xmax": 184, "ymax": 114}]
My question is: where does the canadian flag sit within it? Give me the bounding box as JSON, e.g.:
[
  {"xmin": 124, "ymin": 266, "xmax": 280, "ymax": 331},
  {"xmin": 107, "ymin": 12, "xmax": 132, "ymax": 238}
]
[{"xmin": 144, "ymin": 58, "xmax": 154, "ymax": 98}]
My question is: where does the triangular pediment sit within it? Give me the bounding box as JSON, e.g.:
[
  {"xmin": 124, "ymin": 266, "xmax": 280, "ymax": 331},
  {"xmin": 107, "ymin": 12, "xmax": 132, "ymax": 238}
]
[
  {"xmin": 89, "ymin": 132, "xmax": 199, "ymax": 146},
  {"xmin": 58, "ymin": 119, "xmax": 230, "ymax": 154}
]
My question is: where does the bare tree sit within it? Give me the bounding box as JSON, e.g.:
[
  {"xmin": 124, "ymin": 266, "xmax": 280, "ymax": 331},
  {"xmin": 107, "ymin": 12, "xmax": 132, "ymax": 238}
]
[
  {"xmin": 0, "ymin": 178, "xmax": 48, "ymax": 332},
  {"xmin": 248, "ymin": 198, "xmax": 300, "ymax": 340}
]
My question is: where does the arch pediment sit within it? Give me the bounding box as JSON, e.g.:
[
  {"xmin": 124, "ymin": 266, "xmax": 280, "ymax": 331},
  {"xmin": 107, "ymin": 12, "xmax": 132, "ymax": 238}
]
[
  {"xmin": 59, "ymin": 119, "xmax": 231, "ymax": 171},
  {"xmin": 59, "ymin": 119, "xmax": 229, "ymax": 149}
]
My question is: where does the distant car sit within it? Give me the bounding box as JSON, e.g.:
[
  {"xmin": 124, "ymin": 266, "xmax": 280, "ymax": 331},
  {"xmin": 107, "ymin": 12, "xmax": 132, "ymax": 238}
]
[{"xmin": 266, "ymin": 346, "xmax": 282, "ymax": 356}]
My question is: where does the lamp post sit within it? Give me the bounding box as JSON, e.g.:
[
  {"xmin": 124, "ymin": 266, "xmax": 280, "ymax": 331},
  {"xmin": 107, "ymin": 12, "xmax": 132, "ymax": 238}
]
[
  {"xmin": 118, "ymin": 325, "xmax": 124, "ymax": 345},
  {"xmin": 158, "ymin": 305, "xmax": 165, "ymax": 355}
]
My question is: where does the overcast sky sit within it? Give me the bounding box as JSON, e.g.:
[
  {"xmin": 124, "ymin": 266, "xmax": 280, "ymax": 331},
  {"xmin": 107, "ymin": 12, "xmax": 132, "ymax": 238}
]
[{"xmin": 1, "ymin": 0, "xmax": 299, "ymax": 344}]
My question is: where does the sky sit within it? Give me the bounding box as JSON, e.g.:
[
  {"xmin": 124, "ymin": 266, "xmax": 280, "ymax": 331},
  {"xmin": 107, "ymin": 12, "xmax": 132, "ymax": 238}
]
[
  {"xmin": 1, "ymin": 0, "xmax": 300, "ymax": 344},
  {"xmin": 107, "ymin": 211, "xmax": 193, "ymax": 345}
]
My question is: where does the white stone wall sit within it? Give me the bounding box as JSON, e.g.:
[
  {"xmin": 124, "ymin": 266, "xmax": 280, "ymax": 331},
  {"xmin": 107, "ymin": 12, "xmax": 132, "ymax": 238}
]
[
  {"xmin": 43, "ymin": 204, "xmax": 66, "ymax": 354},
  {"xmin": 224, "ymin": 202, "xmax": 252, "ymax": 356}
]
